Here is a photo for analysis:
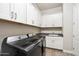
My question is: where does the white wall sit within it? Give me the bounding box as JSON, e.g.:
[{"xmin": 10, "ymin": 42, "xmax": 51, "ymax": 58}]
[
  {"xmin": 41, "ymin": 29, "xmax": 62, "ymax": 34},
  {"xmin": 41, "ymin": 27, "xmax": 62, "ymax": 34},
  {"xmin": 63, "ymin": 3, "xmax": 73, "ymax": 52}
]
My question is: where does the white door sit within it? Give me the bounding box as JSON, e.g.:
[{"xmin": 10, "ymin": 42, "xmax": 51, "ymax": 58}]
[
  {"xmin": 73, "ymin": 4, "xmax": 79, "ymax": 55},
  {"xmin": 14, "ymin": 3, "xmax": 27, "ymax": 23},
  {"xmin": 0, "ymin": 3, "xmax": 10, "ymax": 20}
]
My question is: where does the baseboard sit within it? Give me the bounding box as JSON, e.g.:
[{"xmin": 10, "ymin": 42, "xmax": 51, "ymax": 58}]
[
  {"xmin": 46, "ymin": 47, "xmax": 63, "ymax": 51},
  {"xmin": 63, "ymin": 50, "xmax": 74, "ymax": 54}
]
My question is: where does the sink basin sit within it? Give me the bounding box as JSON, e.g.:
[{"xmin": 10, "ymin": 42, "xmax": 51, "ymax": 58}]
[
  {"xmin": 19, "ymin": 39, "xmax": 38, "ymax": 49},
  {"xmin": 30, "ymin": 39, "xmax": 38, "ymax": 42}
]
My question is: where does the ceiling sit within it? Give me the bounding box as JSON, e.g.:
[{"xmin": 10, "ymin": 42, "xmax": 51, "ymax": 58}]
[{"xmin": 35, "ymin": 3, "xmax": 62, "ymax": 11}]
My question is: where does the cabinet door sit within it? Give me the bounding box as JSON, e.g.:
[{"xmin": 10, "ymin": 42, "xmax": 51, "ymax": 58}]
[
  {"xmin": 51, "ymin": 13, "xmax": 62, "ymax": 27},
  {"xmin": 14, "ymin": 3, "xmax": 27, "ymax": 23},
  {"xmin": 55, "ymin": 13, "xmax": 62, "ymax": 27},
  {"xmin": 46, "ymin": 36, "xmax": 63, "ymax": 49},
  {"xmin": 41, "ymin": 13, "xmax": 62, "ymax": 27},
  {"xmin": 46, "ymin": 36, "xmax": 55, "ymax": 48},
  {"xmin": 41, "ymin": 15, "xmax": 51, "ymax": 27},
  {"xmin": 27, "ymin": 3, "xmax": 38, "ymax": 26},
  {"xmin": 27, "ymin": 3, "xmax": 41, "ymax": 26},
  {"xmin": 73, "ymin": 4, "xmax": 79, "ymax": 55},
  {"xmin": 0, "ymin": 3, "xmax": 10, "ymax": 20},
  {"xmin": 53, "ymin": 37, "xmax": 63, "ymax": 49},
  {"xmin": 46, "ymin": 36, "xmax": 56, "ymax": 48},
  {"xmin": 34, "ymin": 8, "xmax": 41, "ymax": 27},
  {"xmin": 27, "ymin": 3, "xmax": 34, "ymax": 25}
]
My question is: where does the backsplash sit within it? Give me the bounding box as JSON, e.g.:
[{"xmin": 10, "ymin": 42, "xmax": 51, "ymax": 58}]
[{"xmin": 41, "ymin": 27, "xmax": 62, "ymax": 34}]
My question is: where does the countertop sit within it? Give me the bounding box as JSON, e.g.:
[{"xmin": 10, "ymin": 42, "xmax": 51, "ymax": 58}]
[{"xmin": 39, "ymin": 33, "xmax": 63, "ymax": 37}]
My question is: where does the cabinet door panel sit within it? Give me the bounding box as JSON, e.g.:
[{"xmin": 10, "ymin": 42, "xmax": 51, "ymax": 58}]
[
  {"xmin": 55, "ymin": 13, "xmax": 62, "ymax": 27},
  {"xmin": 46, "ymin": 36, "xmax": 63, "ymax": 49},
  {"xmin": 14, "ymin": 3, "xmax": 27, "ymax": 23},
  {"xmin": 27, "ymin": 3, "xmax": 35, "ymax": 25},
  {"xmin": 54, "ymin": 37, "xmax": 63, "ymax": 49},
  {"xmin": 46, "ymin": 43, "xmax": 54, "ymax": 48},
  {"xmin": 41, "ymin": 12, "xmax": 62, "ymax": 27},
  {"xmin": 27, "ymin": 3, "xmax": 41, "ymax": 26},
  {"xmin": 0, "ymin": 3, "xmax": 10, "ymax": 20},
  {"xmin": 46, "ymin": 36, "xmax": 55, "ymax": 48}
]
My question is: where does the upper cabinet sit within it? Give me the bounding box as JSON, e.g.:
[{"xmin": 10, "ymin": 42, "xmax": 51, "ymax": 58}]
[
  {"xmin": 27, "ymin": 3, "xmax": 41, "ymax": 27},
  {"xmin": 0, "ymin": 3, "xmax": 62, "ymax": 27},
  {"xmin": 0, "ymin": 3, "xmax": 10, "ymax": 20},
  {"xmin": 41, "ymin": 7, "xmax": 63, "ymax": 27},
  {"xmin": 0, "ymin": 3, "xmax": 27, "ymax": 24},
  {"xmin": 13, "ymin": 3, "xmax": 27, "ymax": 24},
  {"xmin": 9, "ymin": 3, "xmax": 27, "ymax": 23}
]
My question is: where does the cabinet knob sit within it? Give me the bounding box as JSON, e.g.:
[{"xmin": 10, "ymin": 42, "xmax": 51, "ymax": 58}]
[
  {"xmin": 73, "ymin": 35, "xmax": 75, "ymax": 37},
  {"xmin": 11, "ymin": 11, "xmax": 14, "ymax": 19},
  {"xmin": 52, "ymin": 24, "xmax": 55, "ymax": 26},
  {"xmin": 73, "ymin": 22, "xmax": 75, "ymax": 25},
  {"xmin": 32, "ymin": 20, "xmax": 34, "ymax": 24},
  {"xmin": 52, "ymin": 40, "xmax": 55, "ymax": 42},
  {"xmin": 73, "ymin": 48, "xmax": 75, "ymax": 50},
  {"xmin": 15, "ymin": 13, "xmax": 17, "ymax": 20}
]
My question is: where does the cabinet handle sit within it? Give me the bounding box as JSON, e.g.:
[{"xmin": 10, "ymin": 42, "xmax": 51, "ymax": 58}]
[
  {"xmin": 73, "ymin": 48, "xmax": 75, "ymax": 50},
  {"xmin": 15, "ymin": 13, "xmax": 17, "ymax": 20},
  {"xmin": 52, "ymin": 24, "xmax": 55, "ymax": 26},
  {"xmin": 73, "ymin": 35, "xmax": 75, "ymax": 37},
  {"xmin": 11, "ymin": 11, "xmax": 14, "ymax": 19},
  {"xmin": 32, "ymin": 20, "xmax": 34, "ymax": 24}
]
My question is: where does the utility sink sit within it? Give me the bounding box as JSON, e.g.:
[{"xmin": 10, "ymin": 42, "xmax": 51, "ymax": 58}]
[{"xmin": 18, "ymin": 39, "xmax": 38, "ymax": 48}]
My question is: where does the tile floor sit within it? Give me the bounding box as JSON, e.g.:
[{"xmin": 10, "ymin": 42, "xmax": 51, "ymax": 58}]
[{"xmin": 45, "ymin": 48, "xmax": 74, "ymax": 56}]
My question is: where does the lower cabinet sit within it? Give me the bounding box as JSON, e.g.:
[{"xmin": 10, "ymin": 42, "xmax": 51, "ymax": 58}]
[{"xmin": 46, "ymin": 36, "xmax": 63, "ymax": 50}]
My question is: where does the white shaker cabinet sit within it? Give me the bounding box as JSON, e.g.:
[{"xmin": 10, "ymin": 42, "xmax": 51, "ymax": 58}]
[
  {"xmin": 54, "ymin": 13, "xmax": 62, "ymax": 27},
  {"xmin": 10, "ymin": 3, "xmax": 27, "ymax": 23},
  {"xmin": 0, "ymin": 3, "xmax": 27, "ymax": 24},
  {"xmin": 0, "ymin": 3, "xmax": 10, "ymax": 20},
  {"xmin": 27, "ymin": 3, "xmax": 41, "ymax": 27},
  {"xmin": 41, "ymin": 12, "xmax": 62, "ymax": 27},
  {"xmin": 46, "ymin": 36, "xmax": 63, "ymax": 50},
  {"xmin": 27, "ymin": 3, "xmax": 35, "ymax": 25},
  {"xmin": 14, "ymin": 3, "xmax": 27, "ymax": 24}
]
